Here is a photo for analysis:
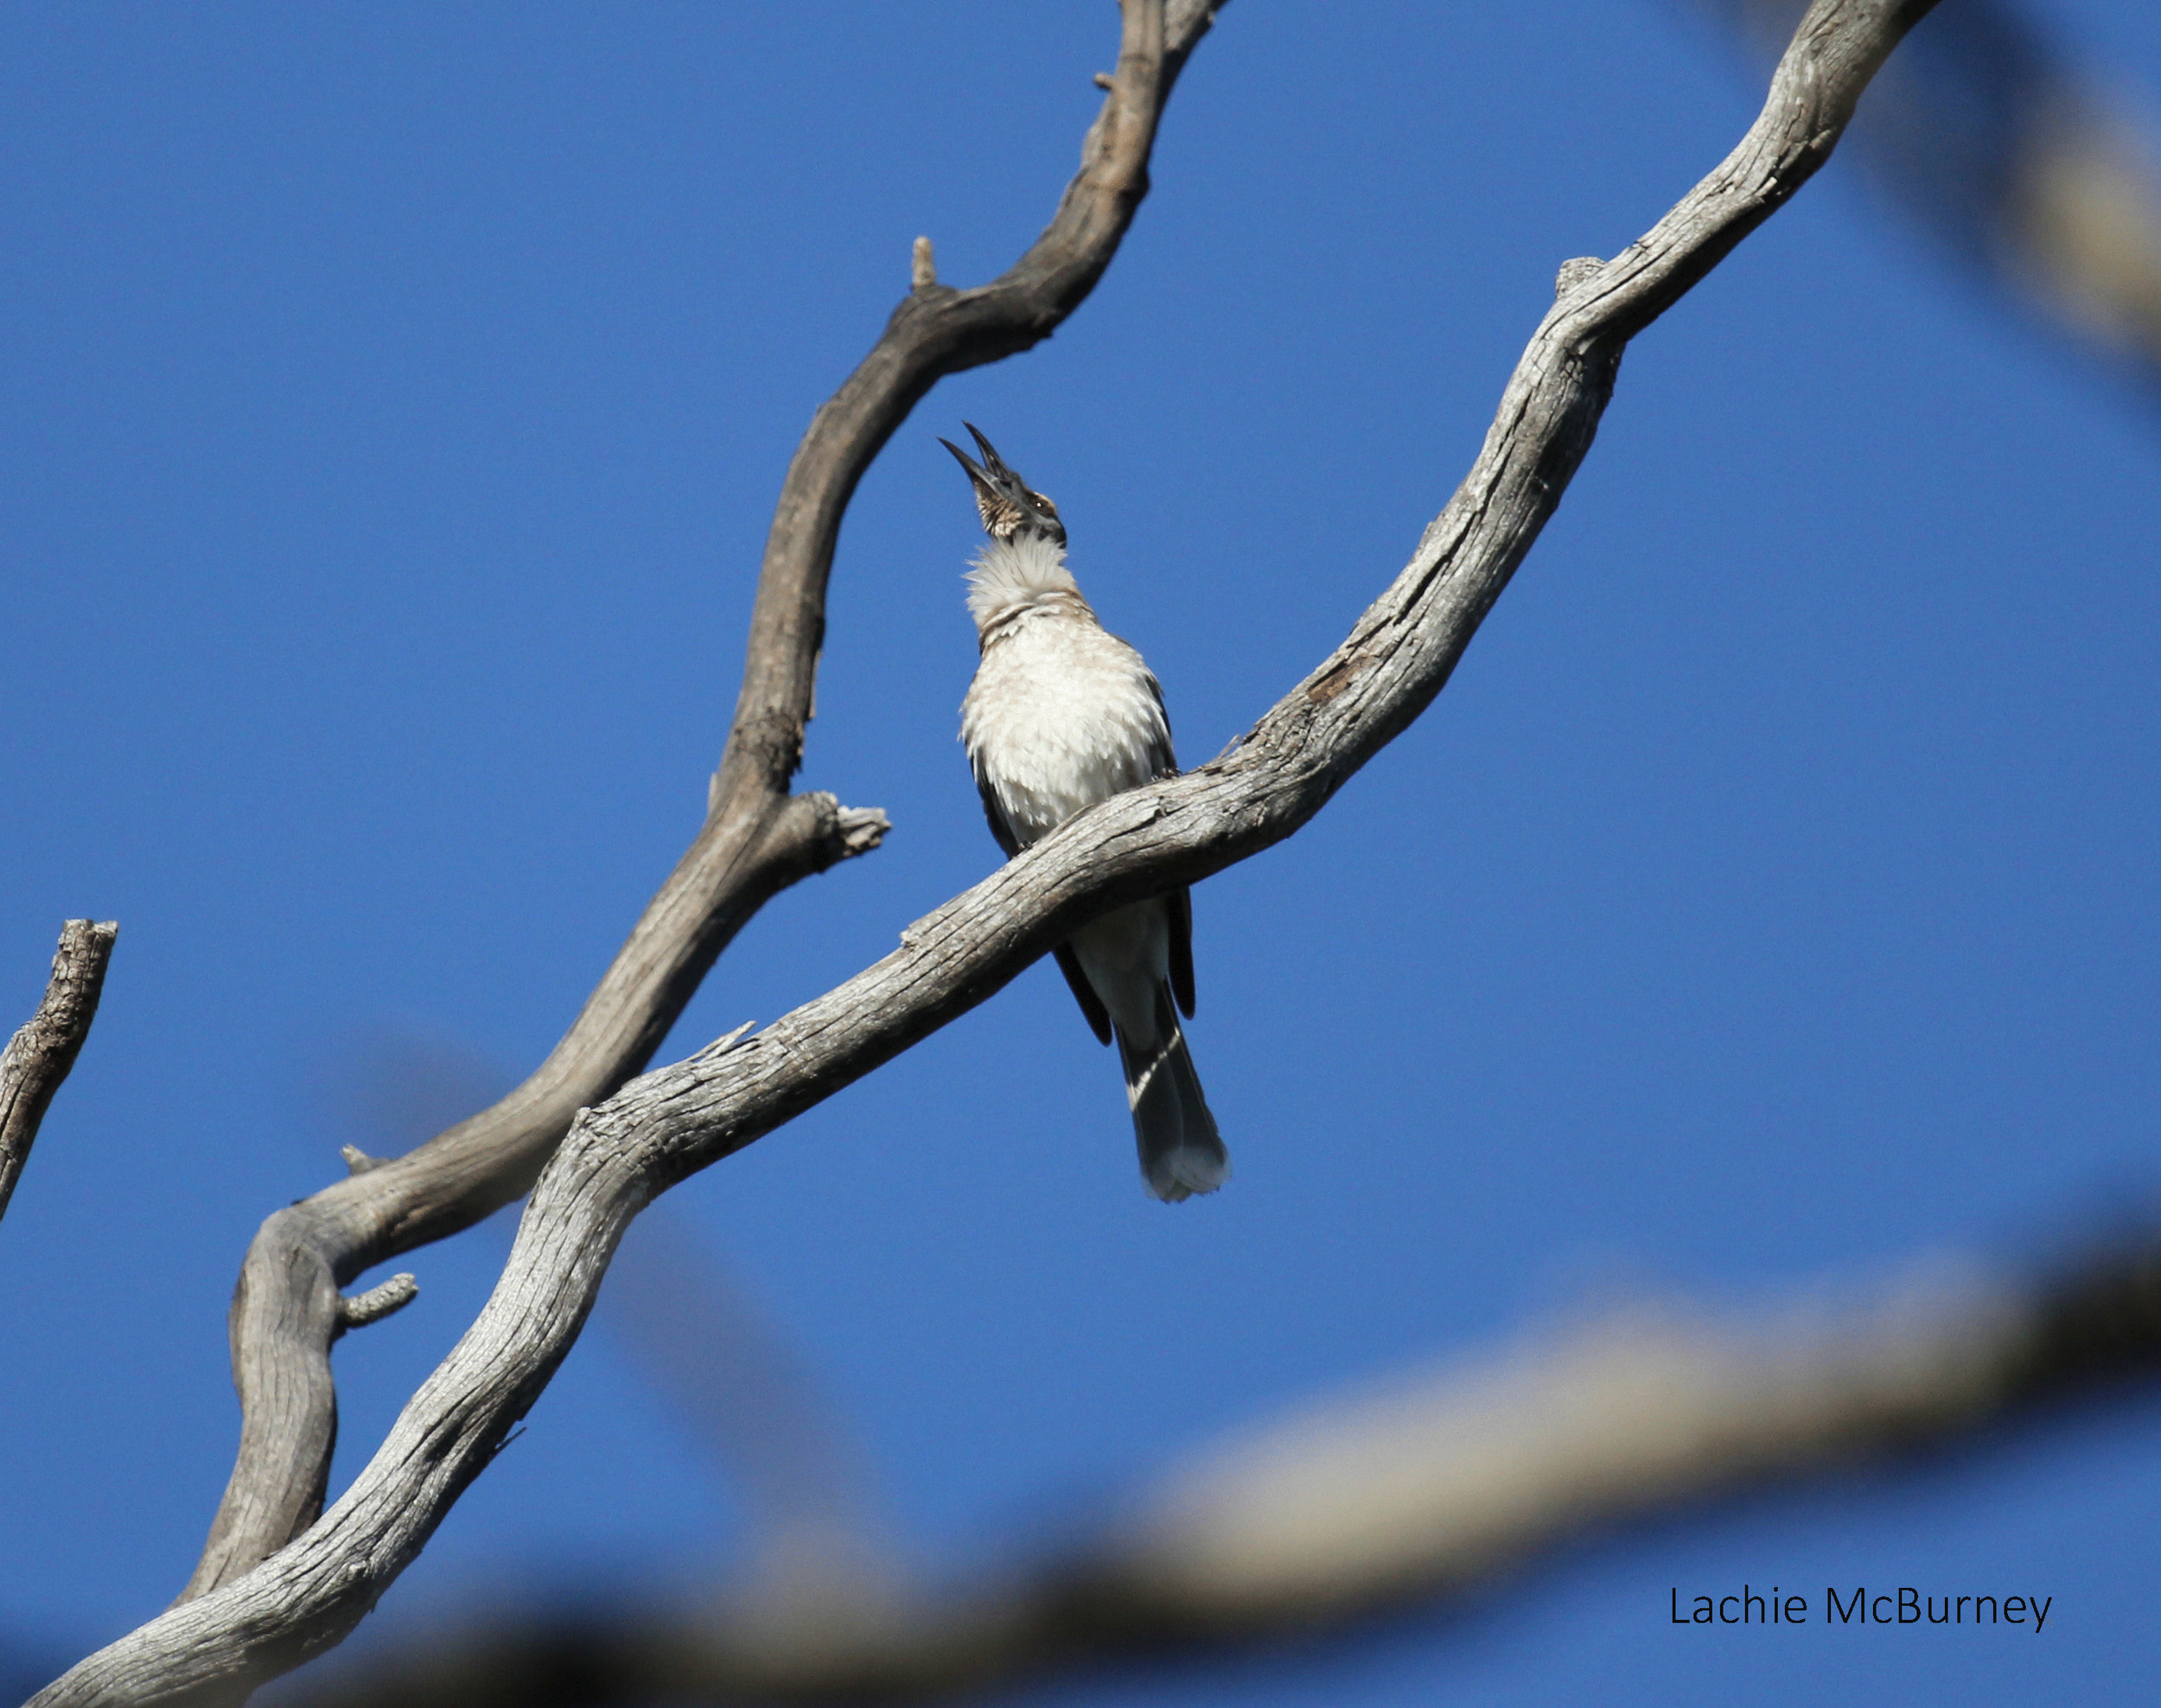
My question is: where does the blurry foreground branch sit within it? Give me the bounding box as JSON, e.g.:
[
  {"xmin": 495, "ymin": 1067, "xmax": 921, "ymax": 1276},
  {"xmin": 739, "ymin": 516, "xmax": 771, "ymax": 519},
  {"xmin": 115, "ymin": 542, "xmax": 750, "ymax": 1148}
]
[
  {"xmin": 287, "ymin": 1218, "xmax": 2161, "ymax": 1706},
  {"xmin": 34, "ymin": 2, "xmax": 1939, "ymax": 1702},
  {"xmin": 0, "ymin": 920, "xmax": 117, "ymax": 1227},
  {"xmin": 1699, "ymin": 0, "xmax": 2161, "ymax": 382}
]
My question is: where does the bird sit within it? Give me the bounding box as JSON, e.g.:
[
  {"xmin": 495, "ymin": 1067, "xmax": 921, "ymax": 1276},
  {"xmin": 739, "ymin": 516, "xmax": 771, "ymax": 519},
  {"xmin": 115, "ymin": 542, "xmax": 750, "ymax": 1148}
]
[{"xmin": 943, "ymin": 423, "xmax": 1228, "ymax": 1202}]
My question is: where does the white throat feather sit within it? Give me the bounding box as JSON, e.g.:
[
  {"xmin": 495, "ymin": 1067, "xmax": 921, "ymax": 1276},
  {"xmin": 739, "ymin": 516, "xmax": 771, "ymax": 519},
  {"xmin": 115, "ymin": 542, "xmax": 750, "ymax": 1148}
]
[{"xmin": 965, "ymin": 532, "xmax": 1084, "ymax": 634}]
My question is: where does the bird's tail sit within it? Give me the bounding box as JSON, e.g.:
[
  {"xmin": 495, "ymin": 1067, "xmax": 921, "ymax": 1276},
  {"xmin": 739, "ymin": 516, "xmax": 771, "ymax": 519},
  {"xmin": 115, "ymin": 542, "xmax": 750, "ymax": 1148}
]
[{"xmin": 1116, "ymin": 985, "xmax": 1228, "ymax": 1203}]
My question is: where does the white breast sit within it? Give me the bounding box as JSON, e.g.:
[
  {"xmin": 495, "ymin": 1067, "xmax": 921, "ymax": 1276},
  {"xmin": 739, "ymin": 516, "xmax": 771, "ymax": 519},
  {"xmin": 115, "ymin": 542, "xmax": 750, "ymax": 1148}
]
[{"xmin": 963, "ymin": 607, "xmax": 1172, "ymax": 849}]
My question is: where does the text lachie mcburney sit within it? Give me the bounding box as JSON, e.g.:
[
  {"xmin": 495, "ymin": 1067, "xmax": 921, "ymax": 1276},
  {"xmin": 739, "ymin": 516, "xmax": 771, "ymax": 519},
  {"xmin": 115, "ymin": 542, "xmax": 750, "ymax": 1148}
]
[{"xmin": 1671, "ymin": 1586, "xmax": 2052, "ymax": 1631}]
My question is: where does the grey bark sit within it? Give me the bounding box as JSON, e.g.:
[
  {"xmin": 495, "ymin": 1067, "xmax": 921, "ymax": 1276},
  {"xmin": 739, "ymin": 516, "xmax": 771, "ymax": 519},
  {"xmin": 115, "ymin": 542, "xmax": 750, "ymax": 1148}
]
[
  {"xmin": 32, "ymin": 3, "xmax": 1937, "ymax": 1703},
  {"xmin": 0, "ymin": 920, "xmax": 117, "ymax": 1227},
  {"xmin": 179, "ymin": 0, "xmax": 1225, "ymax": 1604}
]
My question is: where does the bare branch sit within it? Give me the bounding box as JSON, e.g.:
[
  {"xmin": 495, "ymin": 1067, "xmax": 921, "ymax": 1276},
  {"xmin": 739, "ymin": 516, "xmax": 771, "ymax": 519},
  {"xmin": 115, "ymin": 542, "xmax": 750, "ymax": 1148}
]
[
  {"xmin": 182, "ymin": 0, "xmax": 1226, "ymax": 1603},
  {"xmin": 717, "ymin": 0, "xmax": 1216, "ymax": 803},
  {"xmin": 335, "ymin": 1276, "xmax": 418, "ymax": 1333},
  {"xmin": 280, "ymin": 1222, "xmax": 2161, "ymax": 1706},
  {"xmin": 0, "ymin": 920, "xmax": 117, "ymax": 1228},
  {"xmin": 33, "ymin": 3, "xmax": 1936, "ymax": 1702}
]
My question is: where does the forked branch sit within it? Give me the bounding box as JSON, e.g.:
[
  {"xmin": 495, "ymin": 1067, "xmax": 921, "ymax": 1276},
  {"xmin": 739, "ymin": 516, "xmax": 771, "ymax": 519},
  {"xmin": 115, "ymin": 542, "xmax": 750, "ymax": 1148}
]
[
  {"xmin": 36, "ymin": 3, "xmax": 1935, "ymax": 1703},
  {"xmin": 182, "ymin": 0, "xmax": 1227, "ymax": 1603}
]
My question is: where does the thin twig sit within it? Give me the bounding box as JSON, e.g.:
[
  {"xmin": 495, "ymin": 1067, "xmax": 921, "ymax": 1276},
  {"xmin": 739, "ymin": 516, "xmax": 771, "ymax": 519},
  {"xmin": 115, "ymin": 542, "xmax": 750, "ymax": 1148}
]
[
  {"xmin": 34, "ymin": 3, "xmax": 1936, "ymax": 1703},
  {"xmin": 182, "ymin": 0, "xmax": 1226, "ymax": 1603},
  {"xmin": 0, "ymin": 921, "xmax": 117, "ymax": 1227}
]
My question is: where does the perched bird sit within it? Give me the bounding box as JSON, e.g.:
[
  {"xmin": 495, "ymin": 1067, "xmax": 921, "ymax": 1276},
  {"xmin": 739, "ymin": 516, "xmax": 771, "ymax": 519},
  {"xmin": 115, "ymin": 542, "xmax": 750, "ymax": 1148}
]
[{"xmin": 945, "ymin": 424, "xmax": 1227, "ymax": 1202}]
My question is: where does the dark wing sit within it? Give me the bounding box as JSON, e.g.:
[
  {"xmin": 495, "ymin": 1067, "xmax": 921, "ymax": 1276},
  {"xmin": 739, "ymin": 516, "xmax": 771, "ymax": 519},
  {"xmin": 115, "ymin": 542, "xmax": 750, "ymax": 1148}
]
[
  {"xmin": 1138, "ymin": 660, "xmax": 1177, "ymax": 768},
  {"xmin": 1138, "ymin": 666, "xmax": 1197, "ymax": 1018},
  {"xmin": 975, "ymin": 760, "xmax": 1113, "ymax": 1046},
  {"xmin": 972, "ymin": 756, "xmax": 1022, "ymax": 859},
  {"xmin": 1053, "ymin": 943, "xmax": 1114, "ymax": 1045},
  {"xmin": 1168, "ymin": 885, "xmax": 1195, "ymax": 1018}
]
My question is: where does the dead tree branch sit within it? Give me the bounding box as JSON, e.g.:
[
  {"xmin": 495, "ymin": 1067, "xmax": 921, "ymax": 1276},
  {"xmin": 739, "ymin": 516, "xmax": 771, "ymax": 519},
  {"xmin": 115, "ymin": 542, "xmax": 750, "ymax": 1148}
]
[
  {"xmin": 278, "ymin": 1220, "xmax": 2161, "ymax": 1707},
  {"xmin": 32, "ymin": 3, "xmax": 1937, "ymax": 1703},
  {"xmin": 0, "ymin": 920, "xmax": 117, "ymax": 1227},
  {"xmin": 181, "ymin": 0, "xmax": 1227, "ymax": 1603}
]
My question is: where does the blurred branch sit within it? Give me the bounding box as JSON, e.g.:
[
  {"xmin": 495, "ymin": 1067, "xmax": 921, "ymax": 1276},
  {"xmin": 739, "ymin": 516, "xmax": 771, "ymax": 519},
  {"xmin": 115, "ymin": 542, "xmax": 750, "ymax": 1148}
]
[
  {"xmin": 181, "ymin": 0, "xmax": 1226, "ymax": 1605},
  {"xmin": 32, "ymin": 3, "xmax": 1937, "ymax": 1702},
  {"xmin": 602, "ymin": 1212, "xmax": 895, "ymax": 1608},
  {"xmin": 0, "ymin": 920, "xmax": 117, "ymax": 1227},
  {"xmin": 1694, "ymin": 0, "xmax": 2161, "ymax": 383},
  {"xmin": 278, "ymin": 1221, "xmax": 2161, "ymax": 1706}
]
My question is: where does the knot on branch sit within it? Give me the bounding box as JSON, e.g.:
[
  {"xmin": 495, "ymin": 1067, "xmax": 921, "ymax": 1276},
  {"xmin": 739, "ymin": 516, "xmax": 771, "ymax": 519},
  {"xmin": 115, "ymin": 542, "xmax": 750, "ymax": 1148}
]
[
  {"xmin": 1304, "ymin": 650, "xmax": 1376, "ymax": 707},
  {"xmin": 1554, "ymin": 256, "xmax": 1606, "ymax": 299},
  {"xmin": 832, "ymin": 804, "xmax": 891, "ymax": 858},
  {"xmin": 338, "ymin": 1273, "xmax": 418, "ymax": 1330},
  {"xmin": 911, "ymin": 236, "xmax": 937, "ymax": 292},
  {"xmin": 686, "ymin": 1021, "xmax": 759, "ymax": 1066},
  {"xmin": 725, "ymin": 712, "xmax": 810, "ymax": 795},
  {"xmin": 340, "ymin": 1144, "xmax": 386, "ymax": 1176},
  {"xmin": 782, "ymin": 792, "xmax": 891, "ymax": 872}
]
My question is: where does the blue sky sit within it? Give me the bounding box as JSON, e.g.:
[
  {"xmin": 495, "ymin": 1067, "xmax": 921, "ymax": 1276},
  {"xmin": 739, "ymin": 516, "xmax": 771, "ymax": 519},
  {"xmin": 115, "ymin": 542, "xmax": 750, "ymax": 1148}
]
[{"xmin": 3, "ymin": 3, "xmax": 2159, "ymax": 1703}]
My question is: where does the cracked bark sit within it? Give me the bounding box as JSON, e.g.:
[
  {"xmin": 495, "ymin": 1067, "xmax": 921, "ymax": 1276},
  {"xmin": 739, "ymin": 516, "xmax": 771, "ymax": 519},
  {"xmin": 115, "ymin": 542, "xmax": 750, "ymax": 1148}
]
[
  {"xmin": 34, "ymin": 2, "xmax": 1935, "ymax": 1702},
  {"xmin": 0, "ymin": 920, "xmax": 118, "ymax": 1228}
]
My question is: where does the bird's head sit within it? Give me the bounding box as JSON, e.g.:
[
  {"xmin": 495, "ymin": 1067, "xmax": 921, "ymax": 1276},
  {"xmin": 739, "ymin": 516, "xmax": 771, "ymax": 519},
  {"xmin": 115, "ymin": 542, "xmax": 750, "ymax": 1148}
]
[{"xmin": 940, "ymin": 424, "xmax": 1065, "ymax": 547}]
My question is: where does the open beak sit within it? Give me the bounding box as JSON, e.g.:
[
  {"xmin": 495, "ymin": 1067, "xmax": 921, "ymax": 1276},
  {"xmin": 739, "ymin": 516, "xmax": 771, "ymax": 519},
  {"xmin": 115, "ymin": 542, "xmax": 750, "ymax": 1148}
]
[{"xmin": 940, "ymin": 424, "xmax": 1065, "ymax": 545}]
